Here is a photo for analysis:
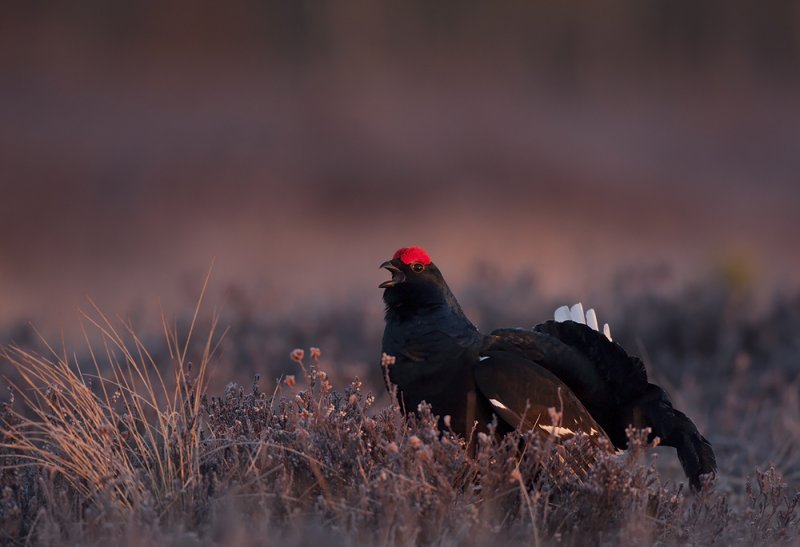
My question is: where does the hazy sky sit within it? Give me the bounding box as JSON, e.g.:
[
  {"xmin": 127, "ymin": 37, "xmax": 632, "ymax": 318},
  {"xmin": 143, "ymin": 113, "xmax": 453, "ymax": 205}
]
[{"xmin": 2, "ymin": 2, "xmax": 799, "ymax": 331}]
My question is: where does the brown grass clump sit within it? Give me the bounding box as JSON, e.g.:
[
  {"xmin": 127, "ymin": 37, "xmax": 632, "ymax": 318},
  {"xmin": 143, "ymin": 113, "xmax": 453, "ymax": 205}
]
[{"xmin": 1, "ymin": 297, "xmax": 799, "ymax": 545}]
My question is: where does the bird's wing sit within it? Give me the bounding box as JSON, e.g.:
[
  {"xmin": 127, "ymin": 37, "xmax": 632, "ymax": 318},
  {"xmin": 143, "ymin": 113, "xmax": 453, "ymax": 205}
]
[
  {"xmin": 473, "ymin": 350, "xmax": 607, "ymax": 442},
  {"xmin": 487, "ymin": 321, "xmax": 650, "ymax": 444},
  {"xmin": 487, "ymin": 319, "xmax": 716, "ymax": 490},
  {"xmin": 485, "ymin": 326, "xmax": 614, "ymax": 408}
]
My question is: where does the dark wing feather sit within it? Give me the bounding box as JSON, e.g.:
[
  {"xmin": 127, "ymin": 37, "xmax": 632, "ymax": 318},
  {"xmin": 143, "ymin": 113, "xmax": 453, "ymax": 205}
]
[
  {"xmin": 487, "ymin": 327, "xmax": 614, "ymax": 414},
  {"xmin": 473, "ymin": 350, "xmax": 607, "ymax": 441},
  {"xmin": 487, "ymin": 320, "xmax": 716, "ymax": 489},
  {"xmin": 533, "ymin": 320, "xmax": 648, "ymax": 397}
]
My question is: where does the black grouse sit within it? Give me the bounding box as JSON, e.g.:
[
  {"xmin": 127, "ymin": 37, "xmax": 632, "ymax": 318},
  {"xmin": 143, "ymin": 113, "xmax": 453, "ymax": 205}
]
[{"xmin": 380, "ymin": 246, "xmax": 716, "ymax": 490}]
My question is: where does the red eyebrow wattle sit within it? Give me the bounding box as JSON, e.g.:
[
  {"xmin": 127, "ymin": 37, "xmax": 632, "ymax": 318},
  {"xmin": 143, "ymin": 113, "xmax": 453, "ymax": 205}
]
[{"xmin": 393, "ymin": 247, "xmax": 431, "ymax": 265}]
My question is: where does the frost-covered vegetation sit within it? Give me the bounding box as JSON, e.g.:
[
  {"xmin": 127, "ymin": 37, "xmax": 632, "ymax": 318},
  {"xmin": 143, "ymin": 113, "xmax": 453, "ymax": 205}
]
[{"xmin": 1, "ymin": 270, "xmax": 799, "ymax": 545}]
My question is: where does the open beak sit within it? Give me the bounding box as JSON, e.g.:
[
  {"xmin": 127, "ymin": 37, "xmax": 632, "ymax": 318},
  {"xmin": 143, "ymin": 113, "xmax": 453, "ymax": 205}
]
[{"xmin": 379, "ymin": 260, "xmax": 406, "ymax": 288}]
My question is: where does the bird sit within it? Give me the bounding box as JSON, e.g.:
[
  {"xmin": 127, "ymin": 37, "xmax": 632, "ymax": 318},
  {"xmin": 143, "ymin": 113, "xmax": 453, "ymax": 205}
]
[{"xmin": 379, "ymin": 246, "xmax": 716, "ymax": 490}]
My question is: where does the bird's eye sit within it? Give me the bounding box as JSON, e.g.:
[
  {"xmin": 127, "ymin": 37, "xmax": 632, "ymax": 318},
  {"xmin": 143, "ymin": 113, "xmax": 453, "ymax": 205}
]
[{"xmin": 411, "ymin": 262, "xmax": 425, "ymax": 273}]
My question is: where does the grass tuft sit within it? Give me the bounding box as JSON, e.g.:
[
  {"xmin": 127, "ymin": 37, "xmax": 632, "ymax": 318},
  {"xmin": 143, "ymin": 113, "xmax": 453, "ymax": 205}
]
[{"xmin": 1, "ymin": 276, "xmax": 800, "ymax": 545}]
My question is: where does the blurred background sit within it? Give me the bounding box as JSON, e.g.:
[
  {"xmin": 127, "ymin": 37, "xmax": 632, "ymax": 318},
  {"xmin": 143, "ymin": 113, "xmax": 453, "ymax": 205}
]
[
  {"xmin": 1, "ymin": 1, "xmax": 798, "ymax": 339},
  {"xmin": 2, "ymin": 0, "xmax": 800, "ymax": 489}
]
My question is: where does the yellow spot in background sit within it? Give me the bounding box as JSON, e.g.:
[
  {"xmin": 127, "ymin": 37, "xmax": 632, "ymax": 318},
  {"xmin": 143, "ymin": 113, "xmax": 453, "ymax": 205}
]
[{"xmin": 714, "ymin": 249, "xmax": 758, "ymax": 296}]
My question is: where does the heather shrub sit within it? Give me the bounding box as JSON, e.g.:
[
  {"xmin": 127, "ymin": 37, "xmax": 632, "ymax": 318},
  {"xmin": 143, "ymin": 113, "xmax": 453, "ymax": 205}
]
[{"xmin": 1, "ymin": 276, "xmax": 799, "ymax": 545}]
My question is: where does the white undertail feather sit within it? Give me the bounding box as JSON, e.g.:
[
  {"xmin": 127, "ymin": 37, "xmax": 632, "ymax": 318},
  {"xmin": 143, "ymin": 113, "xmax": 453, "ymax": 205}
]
[{"xmin": 554, "ymin": 302, "xmax": 613, "ymax": 342}]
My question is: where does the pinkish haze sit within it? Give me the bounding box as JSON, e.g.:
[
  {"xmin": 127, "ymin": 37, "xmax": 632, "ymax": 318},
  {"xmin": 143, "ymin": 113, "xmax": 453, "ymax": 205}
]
[{"xmin": 1, "ymin": 2, "xmax": 799, "ymax": 333}]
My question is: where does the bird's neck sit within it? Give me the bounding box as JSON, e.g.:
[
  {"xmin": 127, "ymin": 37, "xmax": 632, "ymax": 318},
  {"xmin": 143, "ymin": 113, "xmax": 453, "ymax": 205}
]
[{"xmin": 384, "ymin": 286, "xmax": 478, "ymax": 335}]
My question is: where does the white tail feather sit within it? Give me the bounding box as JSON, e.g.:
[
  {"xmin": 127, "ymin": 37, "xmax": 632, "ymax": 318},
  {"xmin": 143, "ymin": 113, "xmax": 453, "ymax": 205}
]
[
  {"xmin": 585, "ymin": 308, "xmax": 599, "ymax": 331},
  {"xmin": 553, "ymin": 303, "xmax": 613, "ymax": 342},
  {"xmin": 554, "ymin": 305, "xmax": 571, "ymax": 322},
  {"xmin": 570, "ymin": 303, "xmax": 585, "ymax": 324}
]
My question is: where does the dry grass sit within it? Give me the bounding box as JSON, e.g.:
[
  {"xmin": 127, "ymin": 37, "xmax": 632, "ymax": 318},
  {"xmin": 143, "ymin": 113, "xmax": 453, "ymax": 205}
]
[{"xmin": 1, "ymin": 274, "xmax": 800, "ymax": 545}]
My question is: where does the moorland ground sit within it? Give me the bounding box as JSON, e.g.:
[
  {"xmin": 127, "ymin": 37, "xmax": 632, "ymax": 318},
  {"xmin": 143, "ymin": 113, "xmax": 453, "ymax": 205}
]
[{"xmin": 1, "ymin": 269, "xmax": 799, "ymax": 545}]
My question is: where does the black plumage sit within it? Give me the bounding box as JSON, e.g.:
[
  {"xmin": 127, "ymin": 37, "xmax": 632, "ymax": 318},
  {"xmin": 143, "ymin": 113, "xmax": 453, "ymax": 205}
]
[{"xmin": 380, "ymin": 247, "xmax": 716, "ymax": 490}]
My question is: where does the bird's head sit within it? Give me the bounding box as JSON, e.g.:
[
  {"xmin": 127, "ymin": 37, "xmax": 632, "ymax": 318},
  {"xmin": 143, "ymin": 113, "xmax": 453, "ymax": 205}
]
[{"xmin": 379, "ymin": 246, "xmax": 451, "ymax": 308}]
